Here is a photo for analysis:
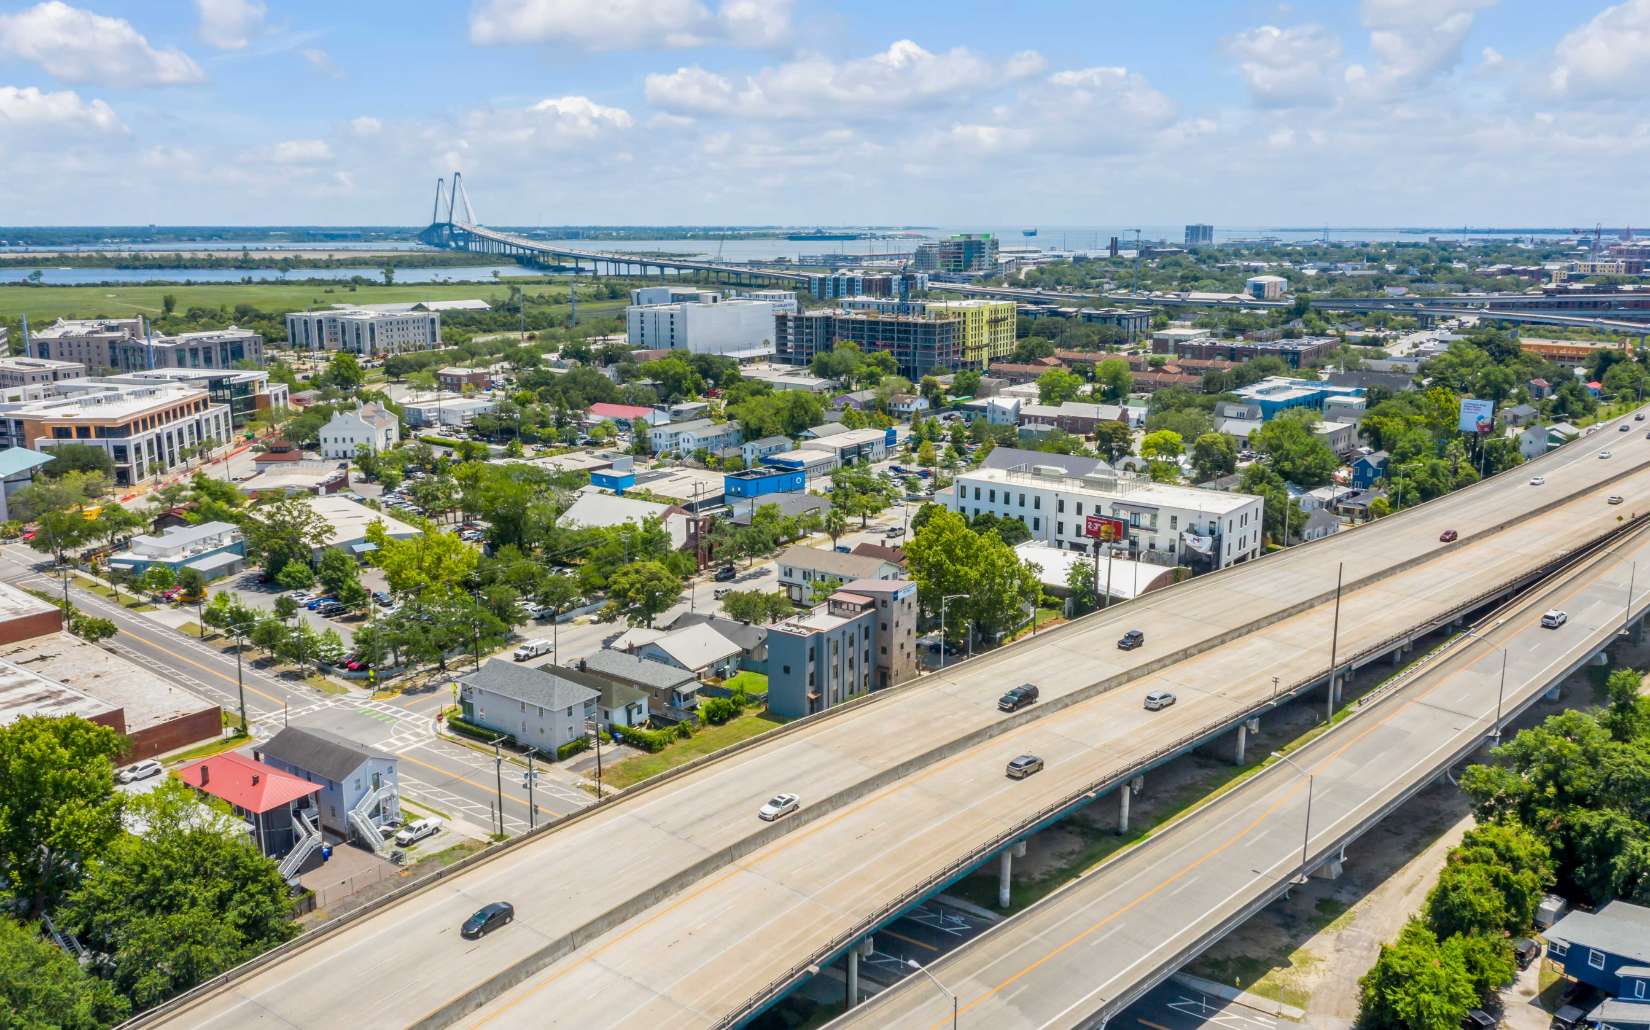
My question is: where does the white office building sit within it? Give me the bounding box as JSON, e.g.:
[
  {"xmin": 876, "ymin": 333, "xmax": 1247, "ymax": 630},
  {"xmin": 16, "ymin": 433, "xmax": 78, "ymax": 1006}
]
[
  {"xmin": 946, "ymin": 465, "xmax": 1264, "ymax": 571},
  {"xmin": 740, "ymin": 290, "xmax": 800, "ymax": 314},
  {"xmin": 285, "ymin": 309, "xmax": 440, "ymax": 357},
  {"xmin": 318, "ymin": 403, "xmax": 399, "ymax": 459},
  {"xmin": 626, "ymin": 298, "xmax": 779, "ymax": 357}
]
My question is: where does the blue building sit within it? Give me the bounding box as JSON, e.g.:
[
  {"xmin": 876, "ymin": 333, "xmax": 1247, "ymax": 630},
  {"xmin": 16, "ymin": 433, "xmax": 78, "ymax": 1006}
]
[
  {"xmin": 105, "ymin": 520, "xmax": 247, "ymax": 581},
  {"xmin": 1232, "ymin": 376, "xmax": 1364, "ymax": 420},
  {"xmin": 1351, "ymin": 450, "xmax": 1389, "ymax": 489},
  {"xmin": 1546, "ymin": 900, "xmax": 1650, "ymax": 1021},
  {"xmin": 591, "ymin": 468, "xmax": 638, "ymax": 494},
  {"xmin": 255, "ymin": 725, "xmax": 401, "ymax": 851},
  {"xmin": 725, "ymin": 466, "xmax": 806, "ymax": 499}
]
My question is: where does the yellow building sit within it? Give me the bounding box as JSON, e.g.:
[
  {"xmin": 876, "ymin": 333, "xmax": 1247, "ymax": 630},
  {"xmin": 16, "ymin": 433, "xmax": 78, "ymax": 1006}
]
[{"xmin": 927, "ymin": 300, "xmax": 1018, "ymax": 367}]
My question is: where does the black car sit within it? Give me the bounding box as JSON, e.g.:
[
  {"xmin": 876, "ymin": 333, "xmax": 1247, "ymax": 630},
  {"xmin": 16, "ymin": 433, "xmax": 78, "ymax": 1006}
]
[
  {"xmin": 1117, "ymin": 629, "xmax": 1145, "ymax": 651},
  {"xmin": 998, "ymin": 683, "xmax": 1039, "ymax": 713},
  {"xmin": 461, "ymin": 901, "xmax": 514, "ymax": 940},
  {"xmin": 713, "ymin": 565, "xmax": 737, "ymax": 582},
  {"xmin": 317, "ymin": 602, "xmax": 348, "ymax": 617},
  {"xmin": 1514, "ymin": 937, "xmax": 1539, "ymax": 969}
]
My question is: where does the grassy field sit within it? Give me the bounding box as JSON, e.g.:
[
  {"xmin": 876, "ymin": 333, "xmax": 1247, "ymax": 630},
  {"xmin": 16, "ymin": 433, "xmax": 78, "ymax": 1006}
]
[
  {"xmin": 604, "ymin": 710, "xmax": 787, "ymax": 790},
  {"xmin": 0, "ymin": 279, "xmax": 630, "ymax": 321}
]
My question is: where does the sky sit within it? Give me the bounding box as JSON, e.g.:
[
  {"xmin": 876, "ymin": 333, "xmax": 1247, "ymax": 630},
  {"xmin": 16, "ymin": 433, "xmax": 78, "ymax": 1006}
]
[{"xmin": 2, "ymin": 0, "xmax": 1649, "ymax": 228}]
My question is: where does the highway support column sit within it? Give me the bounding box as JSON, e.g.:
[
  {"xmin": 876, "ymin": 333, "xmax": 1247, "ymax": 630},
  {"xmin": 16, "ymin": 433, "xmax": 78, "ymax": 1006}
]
[
  {"xmin": 1118, "ymin": 777, "xmax": 1142, "ymax": 835},
  {"xmin": 846, "ymin": 936, "xmax": 873, "ymax": 1008},
  {"xmin": 998, "ymin": 841, "xmax": 1027, "ymax": 909},
  {"xmin": 1235, "ymin": 717, "xmax": 1259, "ymax": 765}
]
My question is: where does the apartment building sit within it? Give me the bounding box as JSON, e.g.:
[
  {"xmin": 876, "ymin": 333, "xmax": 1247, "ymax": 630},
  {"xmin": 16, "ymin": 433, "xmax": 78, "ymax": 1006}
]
[
  {"xmin": 767, "ymin": 579, "xmax": 918, "ymax": 718},
  {"xmin": 284, "ymin": 308, "xmax": 440, "ymax": 357},
  {"xmin": 0, "ymin": 380, "xmax": 233, "ymax": 486},
  {"xmin": 774, "ymin": 299, "xmax": 1015, "ymax": 378},
  {"xmin": 1185, "ymin": 224, "xmax": 1215, "ymax": 246},
  {"xmin": 805, "ymin": 271, "xmax": 929, "ymax": 301},
  {"xmin": 30, "ymin": 319, "xmax": 263, "ymax": 372},
  {"xmin": 647, "ymin": 418, "xmax": 742, "ymax": 457},
  {"xmin": 946, "ymin": 465, "xmax": 1264, "ymax": 572},
  {"xmin": 0, "ymin": 357, "xmax": 85, "ymax": 388},
  {"xmin": 1153, "ymin": 334, "xmax": 1338, "ymax": 369},
  {"xmin": 913, "ymin": 233, "xmax": 999, "ymax": 274},
  {"xmin": 28, "ymin": 318, "xmax": 142, "ymax": 368},
  {"xmin": 105, "ymin": 368, "xmax": 288, "ymax": 427},
  {"xmin": 626, "ymin": 297, "xmax": 779, "ymax": 357}
]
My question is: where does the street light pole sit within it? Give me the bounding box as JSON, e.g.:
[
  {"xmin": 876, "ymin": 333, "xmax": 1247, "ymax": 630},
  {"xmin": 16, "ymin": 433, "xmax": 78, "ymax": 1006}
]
[
  {"xmin": 234, "ymin": 625, "xmax": 249, "ymax": 734},
  {"xmin": 1492, "ymin": 648, "xmax": 1507, "ymax": 742},
  {"xmin": 1625, "ymin": 561, "xmax": 1637, "ymax": 635},
  {"xmin": 1326, "ymin": 562, "xmax": 1344, "ymax": 721},
  {"xmin": 939, "ymin": 593, "xmax": 966, "ymax": 671},
  {"xmin": 490, "ymin": 736, "xmax": 506, "ymax": 836},
  {"xmin": 906, "ymin": 960, "xmax": 958, "ymax": 1030},
  {"xmin": 1272, "ymin": 751, "xmax": 1315, "ymax": 884},
  {"xmin": 524, "ymin": 748, "xmax": 537, "ymax": 830}
]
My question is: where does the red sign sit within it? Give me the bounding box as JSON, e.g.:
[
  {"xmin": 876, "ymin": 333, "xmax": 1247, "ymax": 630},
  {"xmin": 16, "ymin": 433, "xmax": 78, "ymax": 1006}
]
[{"xmin": 1084, "ymin": 515, "xmax": 1127, "ymax": 542}]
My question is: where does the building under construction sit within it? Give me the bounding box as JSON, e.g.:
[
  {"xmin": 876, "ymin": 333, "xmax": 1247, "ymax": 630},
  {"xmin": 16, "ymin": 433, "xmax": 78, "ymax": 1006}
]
[{"xmin": 773, "ymin": 299, "xmax": 1016, "ymax": 378}]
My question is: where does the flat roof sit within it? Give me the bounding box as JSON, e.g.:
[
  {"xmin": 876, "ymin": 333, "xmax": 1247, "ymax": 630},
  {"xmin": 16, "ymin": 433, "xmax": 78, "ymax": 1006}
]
[
  {"xmin": 960, "ymin": 466, "xmax": 1261, "ymax": 514},
  {"xmin": 0, "ymin": 632, "xmax": 215, "ymax": 731},
  {"xmin": 306, "ymin": 494, "xmax": 420, "ymax": 546},
  {"xmin": 0, "ymin": 581, "xmax": 59, "ymax": 623}
]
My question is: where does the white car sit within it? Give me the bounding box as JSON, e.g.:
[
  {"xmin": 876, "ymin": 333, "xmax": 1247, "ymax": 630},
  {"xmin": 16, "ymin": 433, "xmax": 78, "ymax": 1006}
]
[
  {"xmin": 1540, "ymin": 609, "xmax": 1568, "ymax": 629},
  {"xmin": 117, "ymin": 758, "xmax": 163, "ymax": 784},
  {"xmin": 758, "ymin": 793, "xmax": 800, "ymax": 821},
  {"xmin": 1600, "ymin": 451, "xmax": 1613, "ymax": 460},
  {"xmin": 1143, "ymin": 690, "xmax": 1178, "ymax": 711},
  {"xmin": 513, "ymin": 639, "xmax": 552, "ymax": 661},
  {"xmin": 1529, "ymin": 476, "xmax": 1546, "ymax": 486},
  {"xmin": 394, "ymin": 818, "xmax": 441, "ymax": 846}
]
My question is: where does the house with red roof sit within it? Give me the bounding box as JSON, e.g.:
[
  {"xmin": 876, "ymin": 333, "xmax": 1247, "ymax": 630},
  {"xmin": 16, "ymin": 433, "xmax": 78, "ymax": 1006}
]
[
  {"xmin": 587, "ymin": 401, "xmax": 668, "ymax": 426},
  {"xmin": 175, "ymin": 752, "xmax": 321, "ymax": 863}
]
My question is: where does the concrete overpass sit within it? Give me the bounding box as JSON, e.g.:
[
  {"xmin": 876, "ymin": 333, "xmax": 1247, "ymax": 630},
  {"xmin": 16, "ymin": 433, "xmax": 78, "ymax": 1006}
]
[
  {"xmin": 131, "ymin": 413, "xmax": 1650, "ymax": 1030},
  {"xmin": 836, "ymin": 517, "xmax": 1650, "ymax": 1029}
]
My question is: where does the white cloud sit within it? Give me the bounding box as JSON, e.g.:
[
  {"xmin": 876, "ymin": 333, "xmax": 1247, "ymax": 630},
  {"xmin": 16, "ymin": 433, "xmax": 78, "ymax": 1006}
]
[
  {"xmin": 349, "ymin": 115, "xmax": 382, "ymax": 136},
  {"xmin": 0, "ymin": 84, "xmax": 121, "ymax": 133},
  {"xmin": 265, "ymin": 138, "xmax": 333, "ymax": 164},
  {"xmin": 193, "ymin": 0, "xmax": 264, "ymax": 50},
  {"xmin": 1224, "ymin": 24, "xmax": 1343, "ymax": 106},
  {"xmin": 302, "ymin": 48, "xmax": 343, "ymax": 79},
  {"xmin": 1548, "ymin": 0, "xmax": 1650, "ymax": 98},
  {"xmin": 469, "ymin": 0, "xmax": 791, "ymax": 50},
  {"xmin": 646, "ymin": 40, "xmax": 1044, "ymax": 118},
  {"xmin": 1346, "ymin": 0, "xmax": 1496, "ymax": 97},
  {"xmin": 0, "ymin": 2, "xmax": 205, "ymax": 87}
]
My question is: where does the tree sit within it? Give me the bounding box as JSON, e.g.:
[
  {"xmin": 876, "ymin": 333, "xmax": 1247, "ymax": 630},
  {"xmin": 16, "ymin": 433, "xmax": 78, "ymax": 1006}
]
[
  {"xmin": 242, "ymin": 496, "xmax": 328, "ymax": 579},
  {"xmin": 720, "ymin": 588, "xmax": 793, "ymax": 625},
  {"xmin": 0, "ymin": 916, "xmax": 130, "ymax": 1028},
  {"xmin": 1252, "ymin": 412, "xmax": 1339, "ymax": 487},
  {"xmin": 1094, "ymin": 358, "xmax": 1133, "ymax": 403},
  {"xmin": 0, "ymin": 715, "xmax": 126, "ymax": 918},
  {"xmin": 140, "ymin": 564, "xmax": 177, "ymax": 596},
  {"xmin": 64, "ymin": 780, "xmax": 297, "ymax": 1010},
  {"xmin": 1092, "ymin": 420, "xmax": 1133, "ymax": 463},
  {"xmin": 823, "ymin": 506, "xmax": 849, "ymax": 547},
  {"xmin": 314, "ymin": 547, "xmax": 361, "ymax": 597},
  {"xmin": 369, "ymin": 525, "xmax": 478, "ymax": 601},
  {"xmin": 321, "ymin": 352, "xmax": 366, "ymax": 391},
  {"xmin": 1037, "ymin": 368, "xmax": 1085, "ymax": 405},
  {"xmin": 1426, "ymin": 861, "xmax": 1513, "ymax": 940},
  {"xmin": 274, "ymin": 559, "xmax": 316, "ymax": 592},
  {"xmin": 1603, "ymin": 667, "xmax": 1650, "ymax": 742},
  {"xmin": 1065, "ymin": 557, "xmax": 1099, "ymax": 616},
  {"xmin": 599, "ymin": 560, "xmax": 683, "ymax": 628},
  {"xmin": 68, "ymin": 611, "xmax": 117, "ymax": 644},
  {"xmin": 917, "ymin": 439, "xmax": 937, "ymax": 468},
  {"xmin": 1358, "ymin": 921, "xmax": 1478, "ymax": 1030},
  {"xmin": 40, "ymin": 444, "xmax": 116, "ymax": 479},
  {"xmin": 1190, "ymin": 432, "xmax": 1237, "ymax": 482},
  {"xmin": 175, "ymin": 566, "xmax": 208, "ymax": 604},
  {"xmin": 1140, "ymin": 429, "xmax": 1184, "ymax": 481}
]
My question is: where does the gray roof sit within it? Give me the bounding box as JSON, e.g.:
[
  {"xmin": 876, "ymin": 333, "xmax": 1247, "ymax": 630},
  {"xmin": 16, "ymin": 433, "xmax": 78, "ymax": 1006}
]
[
  {"xmin": 731, "ymin": 493, "xmax": 830, "ymax": 524},
  {"xmin": 257, "ymin": 725, "xmax": 395, "ymax": 782},
  {"xmin": 1326, "ymin": 370, "xmax": 1413, "ymax": 392},
  {"xmin": 579, "ymin": 648, "xmax": 697, "ymax": 691},
  {"xmin": 777, "ymin": 544, "xmax": 895, "ymax": 580},
  {"xmin": 1548, "ymin": 900, "xmax": 1650, "ymax": 964},
  {"xmin": 1584, "ymin": 999, "xmax": 1650, "ymax": 1027},
  {"xmin": 804, "ymin": 422, "xmax": 849, "ymax": 439},
  {"xmin": 669, "ymin": 612, "xmax": 768, "ymax": 652},
  {"xmin": 744, "ymin": 435, "xmax": 791, "ymax": 450},
  {"xmin": 597, "ymin": 679, "xmax": 650, "ymax": 710},
  {"xmin": 460, "ymin": 658, "xmax": 600, "ymax": 710},
  {"xmin": 980, "ymin": 447, "xmax": 1112, "ymax": 478}
]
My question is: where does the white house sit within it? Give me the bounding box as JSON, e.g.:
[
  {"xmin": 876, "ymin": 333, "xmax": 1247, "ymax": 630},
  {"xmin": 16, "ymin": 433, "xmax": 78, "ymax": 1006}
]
[
  {"xmin": 632, "ymin": 623, "xmax": 742, "ymax": 680},
  {"xmin": 648, "ymin": 418, "xmax": 742, "ymax": 457},
  {"xmin": 458, "ymin": 660, "xmax": 599, "ymax": 756},
  {"xmin": 319, "ymin": 403, "xmax": 399, "ymax": 459}
]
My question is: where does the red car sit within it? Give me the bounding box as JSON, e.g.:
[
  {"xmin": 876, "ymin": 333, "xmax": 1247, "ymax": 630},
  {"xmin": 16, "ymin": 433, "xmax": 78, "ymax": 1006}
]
[{"xmin": 1439, "ymin": 529, "xmax": 1458, "ymax": 543}]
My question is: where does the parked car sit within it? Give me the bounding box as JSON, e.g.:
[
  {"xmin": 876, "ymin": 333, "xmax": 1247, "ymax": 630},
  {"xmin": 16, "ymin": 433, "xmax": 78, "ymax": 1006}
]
[
  {"xmin": 1600, "ymin": 450, "xmax": 1613, "ymax": 459},
  {"xmin": 833, "ymin": 545, "xmax": 852, "ymax": 554},
  {"xmin": 1005, "ymin": 754, "xmax": 1044, "ymax": 780},
  {"xmin": 758, "ymin": 793, "xmax": 800, "ymax": 821},
  {"xmin": 714, "ymin": 565, "xmax": 737, "ymax": 582},
  {"xmin": 884, "ymin": 527, "xmax": 905, "ymax": 538},
  {"xmin": 394, "ymin": 818, "xmax": 441, "ymax": 846},
  {"xmin": 1117, "ymin": 629, "xmax": 1145, "ymax": 650},
  {"xmin": 1464, "ymin": 1009, "xmax": 1495, "ymax": 1029},
  {"xmin": 1144, "ymin": 690, "xmax": 1177, "ymax": 711},
  {"xmin": 372, "ymin": 591, "xmax": 394, "ymax": 606},
  {"xmin": 522, "ymin": 603, "xmax": 550, "ymax": 620},
  {"xmin": 713, "ymin": 588, "xmax": 731, "ymax": 600},
  {"xmin": 317, "ymin": 601, "xmax": 348, "ymax": 617},
  {"xmin": 1513, "ymin": 938, "xmax": 1539, "ymax": 969},
  {"xmin": 460, "ymin": 901, "xmax": 514, "ymax": 940},
  {"xmin": 306, "ymin": 596, "xmax": 337, "ymax": 610},
  {"xmin": 117, "ymin": 758, "xmax": 163, "ymax": 784},
  {"xmin": 997, "ymin": 683, "xmax": 1039, "ymax": 713},
  {"xmin": 513, "ymin": 639, "xmax": 552, "ymax": 661},
  {"xmin": 1637, "ymin": 413, "xmax": 1646, "ymax": 421},
  {"xmin": 1540, "ymin": 609, "xmax": 1568, "ymax": 629},
  {"xmin": 1439, "ymin": 529, "xmax": 1458, "ymax": 542}
]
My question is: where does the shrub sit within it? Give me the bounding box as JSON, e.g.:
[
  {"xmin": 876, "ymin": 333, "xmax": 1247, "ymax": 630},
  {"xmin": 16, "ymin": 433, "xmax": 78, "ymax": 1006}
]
[
  {"xmin": 447, "ymin": 713, "xmax": 513, "ymax": 747},
  {"xmin": 613, "ymin": 724, "xmax": 673, "ymax": 753},
  {"xmin": 701, "ymin": 697, "xmax": 740, "ymax": 725},
  {"xmin": 556, "ymin": 736, "xmax": 590, "ymax": 761}
]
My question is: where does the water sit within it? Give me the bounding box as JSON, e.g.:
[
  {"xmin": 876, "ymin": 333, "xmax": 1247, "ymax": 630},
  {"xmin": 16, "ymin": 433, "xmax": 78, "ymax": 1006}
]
[{"xmin": 0, "ymin": 264, "xmax": 541, "ymax": 286}]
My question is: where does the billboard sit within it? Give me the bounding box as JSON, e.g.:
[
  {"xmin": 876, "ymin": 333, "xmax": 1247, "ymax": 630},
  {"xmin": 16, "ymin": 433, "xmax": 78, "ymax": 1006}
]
[
  {"xmin": 1458, "ymin": 397, "xmax": 1495, "ymax": 434},
  {"xmin": 1084, "ymin": 514, "xmax": 1128, "ymax": 542}
]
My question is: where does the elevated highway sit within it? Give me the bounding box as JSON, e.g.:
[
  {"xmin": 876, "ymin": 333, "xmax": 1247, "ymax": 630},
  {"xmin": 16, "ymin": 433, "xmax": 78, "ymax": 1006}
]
[
  {"xmin": 837, "ymin": 514, "xmax": 1650, "ymax": 1029},
  {"xmin": 133, "ymin": 413, "xmax": 1650, "ymax": 1030}
]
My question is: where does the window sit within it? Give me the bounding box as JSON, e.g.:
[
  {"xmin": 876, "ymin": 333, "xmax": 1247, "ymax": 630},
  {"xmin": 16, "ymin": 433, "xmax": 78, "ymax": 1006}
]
[
  {"xmin": 1076, "ymin": 502, "xmax": 1084, "ymax": 516},
  {"xmin": 1057, "ymin": 522, "xmax": 1064, "ymax": 536},
  {"xmin": 1033, "ymin": 517, "xmax": 1040, "ymax": 531},
  {"xmin": 1018, "ymin": 493, "xmax": 1026, "ymax": 507},
  {"xmin": 1589, "ymin": 949, "xmax": 1605, "ymax": 970},
  {"xmin": 1033, "ymin": 496, "xmax": 1041, "ymax": 510},
  {"xmin": 1170, "ymin": 515, "xmax": 1178, "ymax": 530},
  {"xmin": 1636, "ymin": 980, "xmax": 1646, "ymax": 1000},
  {"xmin": 989, "ymin": 489, "xmax": 996, "ymax": 503},
  {"xmin": 1057, "ymin": 498, "xmax": 1065, "ymax": 512}
]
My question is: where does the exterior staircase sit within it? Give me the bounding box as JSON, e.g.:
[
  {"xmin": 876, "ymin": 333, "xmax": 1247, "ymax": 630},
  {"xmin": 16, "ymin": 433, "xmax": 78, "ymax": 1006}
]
[
  {"xmin": 347, "ymin": 783, "xmax": 399, "ymax": 854},
  {"xmin": 278, "ymin": 808, "xmax": 321, "ymax": 879}
]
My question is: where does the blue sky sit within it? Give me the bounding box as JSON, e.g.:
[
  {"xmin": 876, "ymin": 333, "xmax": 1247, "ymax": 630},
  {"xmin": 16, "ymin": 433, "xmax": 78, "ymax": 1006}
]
[{"xmin": 2, "ymin": 1, "xmax": 1648, "ymax": 227}]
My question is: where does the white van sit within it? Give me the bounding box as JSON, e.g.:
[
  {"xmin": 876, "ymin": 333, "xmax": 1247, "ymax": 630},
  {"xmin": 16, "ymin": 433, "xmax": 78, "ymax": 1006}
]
[{"xmin": 513, "ymin": 639, "xmax": 552, "ymax": 661}]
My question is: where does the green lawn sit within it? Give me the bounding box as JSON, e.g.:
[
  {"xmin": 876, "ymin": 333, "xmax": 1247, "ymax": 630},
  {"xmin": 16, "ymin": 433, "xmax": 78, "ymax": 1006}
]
[
  {"xmin": 165, "ymin": 730, "xmax": 250, "ymax": 763},
  {"xmin": 723, "ymin": 670, "xmax": 769, "ymax": 695},
  {"xmin": 0, "ymin": 280, "xmax": 630, "ymax": 322},
  {"xmin": 71, "ymin": 575, "xmax": 156, "ymax": 611},
  {"xmin": 604, "ymin": 710, "xmax": 787, "ymax": 790}
]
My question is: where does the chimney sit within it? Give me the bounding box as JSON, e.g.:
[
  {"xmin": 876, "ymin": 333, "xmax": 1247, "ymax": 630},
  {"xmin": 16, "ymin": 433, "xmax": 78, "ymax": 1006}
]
[
  {"xmin": 252, "ymin": 774, "xmax": 260, "ymax": 785},
  {"xmin": 200, "ymin": 765, "xmax": 209, "ymax": 785}
]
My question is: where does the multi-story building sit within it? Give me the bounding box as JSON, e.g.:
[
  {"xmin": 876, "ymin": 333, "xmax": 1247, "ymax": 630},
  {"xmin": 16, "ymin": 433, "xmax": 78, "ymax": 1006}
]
[
  {"xmin": 647, "ymin": 418, "xmax": 742, "ymax": 457},
  {"xmin": 1231, "ymin": 376, "xmax": 1364, "ymax": 419},
  {"xmin": 1154, "ymin": 335, "xmax": 1339, "ymax": 369},
  {"xmin": 767, "ymin": 578, "xmax": 918, "ymax": 719},
  {"xmin": 1078, "ymin": 307, "xmax": 1154, "ymax": 339},
  {"xmin": 106, "ymin": 368, "xmax": 288, "ymax": 427},
  {"xmin": 630, "ymin": 286, "xmax": 721, "ymax": 306},
  {"xmin": 1185, "ymin": 224, "xmax": 1215, "ymax": 246},
  {"xmin": 457, "ymin": 660, "xmax": 599, "ymax": 757},
  {"xmin": 318, "ymin": 403, "xmax": 399, "ymax": 459},
  {"xmin": 284, "ymin": 308, "xmax": 440, "ymax": 357},
  {"xmin": 1246, "ymin": 274, "xmax": 1289, "ymax": 300},
  {"xmin": 774, "ymin": 299, "xmax": 1015, "ymax": 378},
  {"xmin": 626, "ymin": 297, "xmax": 779, "ymax": 357},
  {"xmin": 805, "ymin": 271, "xmax": 929, "ymax": 301},
  {"xmin": 775, "ymin": 545, "xmax": 904, "ymax": 604},
  {"xmin": 0, "ymin": 379, "xmax": 233, "ymax": 486},
  {"xmin": 912, "ymin": 233, "xmax": 999, "ymax": 274},
  {"xmin": 946, "ymin": 465, "xmax": 1264, "ymax": 572},
  {"xmin": 739, "ymin": 289, "xmax": 800, "ymax": 314},
  {"xmin": 0, "ymin": 357, "xmax": 85, "ymax": 388},
  {"xmin": 29, "ymin": 319, "xmax": 262, "ymax": 372}
]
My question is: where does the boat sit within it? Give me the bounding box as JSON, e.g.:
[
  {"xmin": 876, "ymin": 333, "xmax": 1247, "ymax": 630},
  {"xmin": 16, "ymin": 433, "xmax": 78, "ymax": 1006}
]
[{"xmin": 1022, "ymin": 228, "xmax": 1038, "ymax": 237}]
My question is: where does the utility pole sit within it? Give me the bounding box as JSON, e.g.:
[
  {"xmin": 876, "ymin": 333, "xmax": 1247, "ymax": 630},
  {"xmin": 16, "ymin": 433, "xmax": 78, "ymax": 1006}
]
[
  {"xmin": 1492, "ymin": 648, "xmax": 1507, "ymax": 742},
  {"xmin": 1326, "ymin": 562, "xmax": 1344, "ymax": 720},
  {"xmin": 491, "ymin": 736, "xmax": 506, "ymax": 836},
  {"xmin": 524, "ymin": 748, "xmax": 537, "ymax": 830}
]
